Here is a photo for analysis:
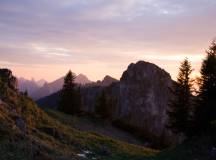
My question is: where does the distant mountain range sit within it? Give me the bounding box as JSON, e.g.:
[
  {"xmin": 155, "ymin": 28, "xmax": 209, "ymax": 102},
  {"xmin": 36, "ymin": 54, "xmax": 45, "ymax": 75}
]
[
  {"xmin": 37, "ymin": 75, "xmax": 119, "ymax": 108},
  {"xmin": 95, "ymin": 75, "xmax": 118, "ymax": 86},
  {"xmin": 18, "ymin": 73, "xmax": 118, "ymax": 100},
  {"xmin": 18, "ymin": 78, "xmax": 46, "ymax": 95},
  {"xmin": 31, "ymin": 74, "xmax": 92, "ymax": 100}
]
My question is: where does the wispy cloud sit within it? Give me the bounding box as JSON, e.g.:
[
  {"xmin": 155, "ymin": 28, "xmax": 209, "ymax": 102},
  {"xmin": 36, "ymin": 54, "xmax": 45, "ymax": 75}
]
[
  {"xmin": 0, "ymin": 0, "xmax": 215, "ymax": 81},
  {"xmin": 0, "ymin": 61, "xmax": 24, "ymax": 67},
  {"xmin": 31, "ymin": 44, "xmax": 71, "ymax": 57}
]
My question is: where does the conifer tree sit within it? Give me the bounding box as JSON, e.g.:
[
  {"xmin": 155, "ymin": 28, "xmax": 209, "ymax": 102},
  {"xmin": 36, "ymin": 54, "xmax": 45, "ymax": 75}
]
[
  {"xmin": 58, "ymin": 70, "xmax": 81, "ymax": 114},
  {"xmin": 167, "ymin": 58, "xmax": 193, "ymax": 136},
  {"xmin": 194, "ymin": 41, "xmax": 216, "ymax": 132}
]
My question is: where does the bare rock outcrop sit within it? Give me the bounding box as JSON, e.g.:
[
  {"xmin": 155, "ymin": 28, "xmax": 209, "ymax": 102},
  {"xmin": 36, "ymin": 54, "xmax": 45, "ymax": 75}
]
[
  {"xmin": 112, "ymin": 61, "xmax": 173, "ymax": 144},
  {"xmin": 100, "ymin": 75, "xmax": 118, "ymax": 87},
  {"xmin": 0, "ymin": 68, "xmax": 18, "ymax": 90}
]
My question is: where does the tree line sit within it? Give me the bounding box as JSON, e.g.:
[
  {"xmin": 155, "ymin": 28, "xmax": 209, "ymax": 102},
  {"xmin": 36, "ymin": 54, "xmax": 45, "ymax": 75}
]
[
  {"xmin": 57, "ymin": 69, "xmax": 111, "ymax": 117},
  {"xmin": 167, "ymin": 40, "xmax": 216, "ymax": 137}
]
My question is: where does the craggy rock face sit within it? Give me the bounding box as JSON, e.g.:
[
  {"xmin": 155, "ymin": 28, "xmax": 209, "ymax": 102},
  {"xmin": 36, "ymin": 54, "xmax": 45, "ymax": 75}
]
[
  {"xmin": 80, "ymin": 75, "xmax": 119, "ymax": 113},
  {"xmin": 116, "ymin": 61, "xmax": 173, "ymax": 141},
  {"xmin": 81, "ymin": 86, "xmax": 104, "ymax": 112},
  {"xmin": 80, "ymin": 61, "xmax": 174, "ymax": 143},
  {"xmin": 0, "ymin": 69, "xmax": 17, "ymax": 90}
]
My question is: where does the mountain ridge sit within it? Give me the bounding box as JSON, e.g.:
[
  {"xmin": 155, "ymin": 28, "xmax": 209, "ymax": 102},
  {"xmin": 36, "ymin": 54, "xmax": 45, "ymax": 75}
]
[
  {"xmin": 18, "ymin": 77, "xmax": 44, "ymax": 95},
  {"xmin": 33, "ymin": 74, "xmax": 118, "ymax": 100},
  {"xmin": 31, "ymin": 73, "xmax": 92, "ymax": 100}
]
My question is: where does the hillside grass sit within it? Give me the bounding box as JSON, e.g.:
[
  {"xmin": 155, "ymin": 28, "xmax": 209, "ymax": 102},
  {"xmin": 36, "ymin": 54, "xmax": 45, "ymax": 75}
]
[
  {"xmin": 46, "ymin": 109, "xmax": 146, "ymax": 146},
  {"xmin": 0, "ymin": 80, "xmax": 158, "ymax": 160},
  {"xmin": 45, "ymin": 109, "xmax": 216, "ymax": 160},
  {"xmin": 0, "ymin": 79, "xmax": 215, "ymax": 160}
]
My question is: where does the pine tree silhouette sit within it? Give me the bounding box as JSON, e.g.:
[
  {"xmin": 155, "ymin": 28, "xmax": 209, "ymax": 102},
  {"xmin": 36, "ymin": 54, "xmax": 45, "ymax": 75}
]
[
  {"xmin": 167, "ymin": 58, "xmax": 193, "ymax": 136},
  {"xmin": 194, "ymin": 41, "xmax": 216, "ymax": 132},
  {"xmin": 58, "ymin": 70, "xmax": 81, "ymax": 114}
]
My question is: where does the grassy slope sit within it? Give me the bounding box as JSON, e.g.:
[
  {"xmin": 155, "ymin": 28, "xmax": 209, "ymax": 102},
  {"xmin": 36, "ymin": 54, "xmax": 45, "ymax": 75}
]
[
  {"xmin": 0, "ymin": 79, "xmax": 214, "ymax": 160},
  {"xmin": 46, "ymin": 110, "xmax": 216, "ymax": 160},
  {"xmin": 0, "ymin": 81, "xmax": 157, "ymax": 160},
  {"xmin": 46, "ymin": 109, "xmax": 146, "ymax": 146}
]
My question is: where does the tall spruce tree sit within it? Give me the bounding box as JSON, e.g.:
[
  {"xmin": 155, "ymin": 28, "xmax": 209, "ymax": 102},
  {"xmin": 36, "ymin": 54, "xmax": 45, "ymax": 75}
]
[
  {"xmin": 167, "ymin": 58, "xmax": 193, "ymax": 136},
  {"xmin": 58, "ymin": 70, "xmax": 81, "ymax": 114},
  {"xmin": 194, "ymin": 41, "xmax": 216, "ymax": 132}
]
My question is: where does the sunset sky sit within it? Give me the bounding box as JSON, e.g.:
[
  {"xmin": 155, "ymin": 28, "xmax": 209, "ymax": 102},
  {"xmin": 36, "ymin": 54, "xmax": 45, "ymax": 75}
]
[{"xmin": 0, "ymin": 0, "xmax": 216, "ymax": 82}]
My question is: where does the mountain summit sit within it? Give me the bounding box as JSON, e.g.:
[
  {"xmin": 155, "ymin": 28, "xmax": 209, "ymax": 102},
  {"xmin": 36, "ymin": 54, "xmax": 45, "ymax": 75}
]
[
  {"xmin": 31, "ymin": 74, "xmax": 91, "ymax": 100},
  {"xmin": 75, "ymin": 74, "xmax": 92, "ymax": 84},
  {"xmin": 100, "ymin": 75, "xmax": 118, "ymax": 86}
]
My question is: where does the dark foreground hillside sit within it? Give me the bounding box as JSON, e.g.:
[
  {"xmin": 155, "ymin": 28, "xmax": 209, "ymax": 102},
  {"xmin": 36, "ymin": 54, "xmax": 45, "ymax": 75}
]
[
  {"xmin": 0, "ymin": 69, "xmax": 215, "ymax": 160},
  {"xmin": 0, "ymin": 70, "xmax": 158, "ymax": 160}
]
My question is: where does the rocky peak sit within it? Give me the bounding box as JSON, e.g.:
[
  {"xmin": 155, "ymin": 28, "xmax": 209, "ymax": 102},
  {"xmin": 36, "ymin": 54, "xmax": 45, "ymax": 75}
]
[
  {"xmin": 0, "ymin": 68, "xmax": 17, "ymax": 90},
  {"xmin": 75, "ymin": 74, "xmax": 92, "ymax": 84},
  {"xmin": 101, "ymin": 75, "xmax": 118, "ymax": 86},
  {"xmin": 121, "ymin": 61, "xmax": 171, "ymax": 82},
  {"xmin": 116, "ymin": 61, "xmax": 173, "ymax": 144}
]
